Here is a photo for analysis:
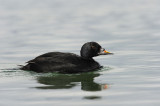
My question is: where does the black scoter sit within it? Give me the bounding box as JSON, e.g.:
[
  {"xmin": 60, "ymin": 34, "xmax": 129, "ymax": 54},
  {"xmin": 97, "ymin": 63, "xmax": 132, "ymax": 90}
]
[{"xmin": 21, "ymin": 42, "xmax": 113, "ymax": 73}]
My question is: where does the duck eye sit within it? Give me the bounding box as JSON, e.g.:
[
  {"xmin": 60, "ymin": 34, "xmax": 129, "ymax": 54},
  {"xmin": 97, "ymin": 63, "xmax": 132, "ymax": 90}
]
[{"xmin": 91, "ymin": 46, "xmax": 96, "ymax": 49}]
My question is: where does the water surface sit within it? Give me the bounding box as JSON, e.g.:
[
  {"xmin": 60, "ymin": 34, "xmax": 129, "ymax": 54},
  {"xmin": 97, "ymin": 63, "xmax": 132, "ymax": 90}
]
[{"xmin": 0, "ymin": 0, "xmax": 160, "ymax": 106}]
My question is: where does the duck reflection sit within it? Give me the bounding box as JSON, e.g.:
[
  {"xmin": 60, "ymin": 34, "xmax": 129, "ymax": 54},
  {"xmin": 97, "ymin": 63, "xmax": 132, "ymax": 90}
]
[{"xmin": 36, "ymin": 72, "xmax": 108, "ymax": 91}]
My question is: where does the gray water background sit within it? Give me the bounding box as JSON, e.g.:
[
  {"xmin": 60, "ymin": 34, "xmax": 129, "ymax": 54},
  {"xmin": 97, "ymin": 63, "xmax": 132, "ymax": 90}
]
[{"xmin": 0, "ymin": 0, "xmax": 160, "ymax": 106}]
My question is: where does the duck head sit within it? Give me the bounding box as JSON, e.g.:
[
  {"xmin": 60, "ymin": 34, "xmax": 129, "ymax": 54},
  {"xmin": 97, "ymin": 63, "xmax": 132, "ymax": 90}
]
[{"xmin": 80, "ymin": 42, "xmax": 113, "ymax": 59}]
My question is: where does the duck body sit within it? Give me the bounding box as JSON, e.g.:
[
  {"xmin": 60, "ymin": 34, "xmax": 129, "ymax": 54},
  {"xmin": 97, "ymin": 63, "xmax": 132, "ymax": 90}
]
[
  {"xmin": 21, "ymin": 42, "xmax": 112, "ymax": 73},
  {"xmin": 21, "ymin": 52, "xmax": 101, "ymax": 73}
]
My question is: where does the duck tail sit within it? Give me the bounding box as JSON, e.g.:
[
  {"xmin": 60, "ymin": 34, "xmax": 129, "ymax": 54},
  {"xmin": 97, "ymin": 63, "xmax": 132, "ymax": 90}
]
[{"xmin": 19, "ymin": 64, "xmax": 30, "ymax": 70}]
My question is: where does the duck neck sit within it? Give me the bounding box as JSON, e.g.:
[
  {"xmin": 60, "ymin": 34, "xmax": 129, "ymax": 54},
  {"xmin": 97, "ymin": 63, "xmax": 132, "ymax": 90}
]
[{"xmin": 81, "ymin": 56, "xmax": 94, "ymax": 61}]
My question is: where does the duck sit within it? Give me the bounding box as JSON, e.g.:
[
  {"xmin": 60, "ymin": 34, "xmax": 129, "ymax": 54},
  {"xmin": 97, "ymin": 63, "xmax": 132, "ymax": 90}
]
[{"xmin": 21, "ymin": 42, "xmax": 113, "ymax": 73}]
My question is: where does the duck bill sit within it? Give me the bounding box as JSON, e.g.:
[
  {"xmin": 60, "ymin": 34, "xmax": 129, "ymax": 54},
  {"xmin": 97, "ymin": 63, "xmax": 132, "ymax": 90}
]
[
  {"xmin": 104, "ymin": 50, "xmax": 113, "ymax": 55},
  {"xmin": 99, "ymin": 48, "xmax": 113, "ymax": 55}
]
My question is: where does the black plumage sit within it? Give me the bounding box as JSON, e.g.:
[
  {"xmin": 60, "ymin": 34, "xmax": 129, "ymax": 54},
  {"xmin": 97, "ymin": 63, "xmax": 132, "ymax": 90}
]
[{"xmin": 21, "ymin": 42, "xmax": 112, "ymax": 73}]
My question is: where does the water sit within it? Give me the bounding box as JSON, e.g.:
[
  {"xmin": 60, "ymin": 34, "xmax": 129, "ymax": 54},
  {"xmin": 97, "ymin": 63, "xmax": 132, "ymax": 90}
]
[{"xmin": 0, "ymin": 0, "xmax": 160, "ymax": 106}]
